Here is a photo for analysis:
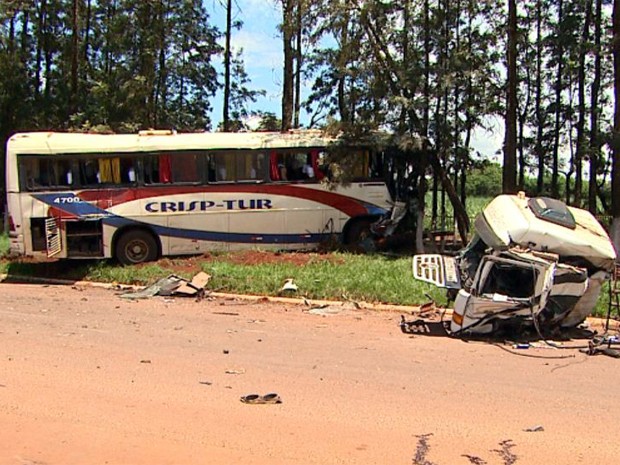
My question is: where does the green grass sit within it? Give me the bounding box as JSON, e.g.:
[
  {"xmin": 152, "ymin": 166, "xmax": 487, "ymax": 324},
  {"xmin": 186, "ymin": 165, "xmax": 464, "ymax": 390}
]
[
  {"xmin": 0, "ymin": 232, "xmax": 8, "ymax": 259},
  {"xmin": 424, "ymin": 194, "xmax": 491, "ymax": 230},
  {"xmin": 200, "ymin": 253, "xmax": 446, "ymax": 306},
  {"xmin": 0, "ymin": 248, "xmax": 446, "ymax": 308}
]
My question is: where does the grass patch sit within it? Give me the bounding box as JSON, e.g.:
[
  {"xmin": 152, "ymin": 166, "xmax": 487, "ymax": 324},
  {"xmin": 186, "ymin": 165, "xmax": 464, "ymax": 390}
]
[
  {"xmin": 0, "ymin": 233, "xmax": 8, "ymax": 259},
  {"xmin": 201, "ymin": 253, "xmax": 446, "ymax": 306},
  {"xmin": 424, "ymin": 195, "xmax": 491, "ymax": 230},
  {"xmin": 0, "ymin": 249, "xmax": 446, "ymax": 308}
]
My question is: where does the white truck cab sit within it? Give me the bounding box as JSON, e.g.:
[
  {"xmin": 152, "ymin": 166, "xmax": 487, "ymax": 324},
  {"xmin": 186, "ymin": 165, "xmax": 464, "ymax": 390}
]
[{"xmin": 413, "ymin": 193, "xmax": 616, "ymax": 336}]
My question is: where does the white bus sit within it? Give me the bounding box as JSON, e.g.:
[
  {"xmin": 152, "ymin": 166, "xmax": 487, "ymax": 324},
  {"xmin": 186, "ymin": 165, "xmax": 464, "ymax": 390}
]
[{"xmin": 5, "ymin": 130, "xmax": 395, "ymax": 264}]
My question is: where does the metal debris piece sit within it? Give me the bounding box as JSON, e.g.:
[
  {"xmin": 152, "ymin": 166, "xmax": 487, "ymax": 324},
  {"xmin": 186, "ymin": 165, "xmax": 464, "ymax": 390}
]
[
  {"xmin": 308, "ymin": 306, "xmax": 343, "ymax": 316},
  {"xmin": 119, "ymin": 272, "xmax": 211, "ymax": 299},
  {"xmin": 524, "ymin": 425, "xmax": 544, "ymax": 432},
  {"xmin": 225, "ymin": 368, "xmax": 246, "ymax": 375}
]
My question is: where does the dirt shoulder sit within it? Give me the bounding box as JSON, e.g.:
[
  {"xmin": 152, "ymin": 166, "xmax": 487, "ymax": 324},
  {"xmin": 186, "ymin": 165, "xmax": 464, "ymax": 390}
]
[{"xmin": 0, "ymin": 282, "xmax": 618, "ymax": 465}]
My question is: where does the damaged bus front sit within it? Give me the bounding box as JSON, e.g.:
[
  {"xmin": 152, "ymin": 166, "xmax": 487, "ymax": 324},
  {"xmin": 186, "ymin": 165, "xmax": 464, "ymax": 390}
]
[{"xmin": 413, "ymin": 193, "xmax": 617, "ymax": 336}]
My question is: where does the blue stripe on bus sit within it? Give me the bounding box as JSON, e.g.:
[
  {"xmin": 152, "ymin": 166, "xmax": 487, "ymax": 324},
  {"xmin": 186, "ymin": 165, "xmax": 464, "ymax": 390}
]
[
  {"xmin": 363, "ymin": 203, "xmax": 388, "ymax": 216},
  {"xmin": 108, "ymin": 217, "xmax": 329, "ymax": 244},
  {"xmin": 33, "ymin": 193, "xmax": 113, "ymax": 217}
]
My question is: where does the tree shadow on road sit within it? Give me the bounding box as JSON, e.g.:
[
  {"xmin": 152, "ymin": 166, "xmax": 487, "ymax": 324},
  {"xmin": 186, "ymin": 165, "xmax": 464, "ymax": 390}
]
[
  {"xmin": 412, "ymin": 434, "xmax": 518, "ymax": 465},
  {"xmin": 1, "ymin": 258, "xmax": 95, "ymax": 284}
]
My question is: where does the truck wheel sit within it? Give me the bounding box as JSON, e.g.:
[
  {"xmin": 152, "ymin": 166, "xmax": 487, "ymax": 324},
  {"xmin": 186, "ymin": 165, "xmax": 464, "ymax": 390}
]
[{"xmin": 115, "ymin": 230, "xmax": 158, "ymax": 265}]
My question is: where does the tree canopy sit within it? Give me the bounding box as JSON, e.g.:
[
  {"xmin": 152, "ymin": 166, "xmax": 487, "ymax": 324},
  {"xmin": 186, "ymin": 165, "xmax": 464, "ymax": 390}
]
[{"xmin": 1, "ymin": 0, "xmax": 619, "ymax": 243}]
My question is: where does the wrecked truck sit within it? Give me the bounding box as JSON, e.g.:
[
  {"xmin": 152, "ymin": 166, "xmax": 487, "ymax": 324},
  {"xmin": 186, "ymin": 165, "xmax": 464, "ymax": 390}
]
[{"xmin": 413, "ymin": 193, "xmax": 617, "ymax": 336}]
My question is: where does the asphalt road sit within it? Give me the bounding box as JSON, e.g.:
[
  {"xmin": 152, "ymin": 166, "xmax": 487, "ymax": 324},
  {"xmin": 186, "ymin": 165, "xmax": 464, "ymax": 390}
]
[{"xmin": 0, "ymin": 282, "xmax": 619, "ymax": 465}]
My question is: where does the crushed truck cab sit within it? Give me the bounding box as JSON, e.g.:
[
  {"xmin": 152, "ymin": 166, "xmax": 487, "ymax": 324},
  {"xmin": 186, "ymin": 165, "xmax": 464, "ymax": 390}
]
[{"xmin": 413, "ymin": 193, "xmax": 617, "ymax": 336}]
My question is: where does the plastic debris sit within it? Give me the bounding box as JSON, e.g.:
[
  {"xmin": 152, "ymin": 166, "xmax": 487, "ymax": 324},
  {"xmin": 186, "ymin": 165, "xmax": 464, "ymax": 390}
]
[{"xmin": 280, "ymin": 278, "xmax": 298, "ymax": 293}]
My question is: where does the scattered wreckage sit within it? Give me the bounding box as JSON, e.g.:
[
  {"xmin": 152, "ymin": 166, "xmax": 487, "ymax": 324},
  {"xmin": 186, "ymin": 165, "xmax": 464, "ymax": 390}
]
[{"xmin": 413, "ymin": 193, "xmax": 617, "ymax": 337}]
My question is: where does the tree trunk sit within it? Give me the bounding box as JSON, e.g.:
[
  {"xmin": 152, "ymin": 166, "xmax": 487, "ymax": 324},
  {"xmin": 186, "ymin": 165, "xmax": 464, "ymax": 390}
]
[
  {"xmin": 611, "ymin": 0, "xmax": 620, "ymax": 248},
  {"xmin": 70, "ymin": 0, "xmax": 79, "ymax": 116},
  {"xmin": 83, "ymin": 0, "xmax": 92, "ymax": 67},
  {"xmin": 589, "ymin": 0, "xmax": 603, "ymax": 214},
  {"xmin": 551, "ymin": 0, "xmax": 564, "ymax": 198},
  {"xmin": 429, "ymin": 151, "xmax": 470, "ymax": 245},
  {"xmin": 281, "ymin": 0, "xmax": 295, "ymax": 131},
  {"xmin": 575, "ymin": 0, "xmax": 592, "ymax": 207},
  {"xmin": 504, "ymin": 0, "xmax": 518, "ymax": 193},
  {"xmin": 423, "ymin": 0, "xmax": 431, "ymax": 139},
  {"xmin": 293, "ymin": 1, "xmax": 302, "ymax": 129},
  {"xmin": 223, "ymin": 0, "xmax": 232, "ymax": 131},
  {"xmin": 154, "ymin": 0, "xmax": 168, "ymax": 127},
  {"xmin": 454, "ymin": 0, "xmax": 462, "ymax": 204},
  {"xmin": 35, "ymin": 0, "xmax": 46, "ymax": 102},
  {"xmin": 535, "ymin": 0, "xmax": 545, "ymax": 194}
]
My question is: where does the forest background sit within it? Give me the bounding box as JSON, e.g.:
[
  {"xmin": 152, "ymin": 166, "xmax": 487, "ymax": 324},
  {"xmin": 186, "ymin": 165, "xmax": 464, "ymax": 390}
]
[{"xmin": 1, "ymin": 0, "xmax": 620, "ymax": 247}]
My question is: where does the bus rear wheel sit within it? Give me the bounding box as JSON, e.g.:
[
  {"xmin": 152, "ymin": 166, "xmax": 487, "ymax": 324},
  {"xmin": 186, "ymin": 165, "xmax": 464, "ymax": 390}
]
[{"xmin": 115, "ymin": 230, "xmax": 158, "ymax": 265}]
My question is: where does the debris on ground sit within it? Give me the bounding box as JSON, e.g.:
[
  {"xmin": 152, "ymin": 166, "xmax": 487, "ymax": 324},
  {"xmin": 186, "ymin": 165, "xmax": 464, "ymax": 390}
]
[
  {"xmin": 279, "ymin": 278, "xmax": 298, "ymax": 294},
  {"xmin": 240, "ymin": 393, "xmax": 282, "ymax": 404},
  {"xmin": 119, "ymin": 272, "xmax": 211, "ymax": 299},
  {"xmin": 308, "ymin": 306, "xmax": 344, "ymax": 316},
  {"xmin": 523, "ymin": 425, "xmax": 544, "ymax": 432},
  {"xmin": 225, "ymin": 368, "xmax": 246, "ymax": 375},
  {"xmin": 579, "ymin": 336, "xmax": 620, "ymax": 358}
]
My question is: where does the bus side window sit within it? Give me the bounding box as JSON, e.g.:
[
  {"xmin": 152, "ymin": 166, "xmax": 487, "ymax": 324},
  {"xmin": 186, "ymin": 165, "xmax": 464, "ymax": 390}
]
[
  {"xmin": 143, "ymin": 155, "xmax": 164, "ymax": 184},
  {"xmin": 79, "ymin": 160, "xmax": 100, "ymax": 185},
  {"xmin": 273, "ymin": 151, "xmax": 314, "ymax": 182},
  {"xmin": 23, "ymin": 158, "xmax": 74, "ymax": 189},
  {"xmin": 171, "ymin": 153, "xmax": 200, "ymax": 183},
  {"xmin": 237, "ymin": 152, "xmax": 266, "ymax": 182},
  {"xmin": 119, "ymin": 157, "xmax": 137, "ymax": 184},
  {"xmin": 313, "ymin": 151, "xmax": 327, "ymax": 180},
  {"xmin": 350, "ymin": 150, "xmax": 369, "ymax": 179},
  {"xmin": 369, "ymin": 150, "xmax": 384, "ymax": 179},
  {"xmin": 211, "ymin": 152, "xmax": 233, "ymax": 182},
  {"xmin": 22, "ymin": 158, "xmax": 42, "ymax": 190}
]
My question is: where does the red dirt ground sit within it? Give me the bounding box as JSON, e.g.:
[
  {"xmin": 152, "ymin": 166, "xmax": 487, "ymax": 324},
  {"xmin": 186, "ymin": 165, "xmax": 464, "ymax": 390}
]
[
  {"xmin": 1, "ymin": 281, "xmax": 620, "ymax": 465},
  {"xmin": 156, "ymin": 250, "xmax": 344, "ymax": 274}
]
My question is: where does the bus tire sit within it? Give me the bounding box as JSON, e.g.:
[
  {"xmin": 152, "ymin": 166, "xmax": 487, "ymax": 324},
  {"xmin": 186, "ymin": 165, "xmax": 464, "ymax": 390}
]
[
  {"xmin": 115, "ymin": 229, "xmax": 158, "ymax": 265},
  {"xmin": 344, "ymin": 218, "xmax": 374, "ymax": 251}
]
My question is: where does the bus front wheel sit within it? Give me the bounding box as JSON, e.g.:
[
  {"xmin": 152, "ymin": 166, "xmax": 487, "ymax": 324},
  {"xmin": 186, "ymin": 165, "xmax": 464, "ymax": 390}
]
[
  {"xmin": 344, "ymin": 218, "xmax": 375, "ymax": 251},
  {"xmin": 115, "ymin": 230, "xmax": 158, "ymax": 265}
]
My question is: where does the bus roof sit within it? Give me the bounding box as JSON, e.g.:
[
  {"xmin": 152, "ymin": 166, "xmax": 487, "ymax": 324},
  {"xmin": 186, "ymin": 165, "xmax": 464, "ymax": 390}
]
[{"xmin": 6, "ymin": 130, "xmax": 348, "ymax": 155}]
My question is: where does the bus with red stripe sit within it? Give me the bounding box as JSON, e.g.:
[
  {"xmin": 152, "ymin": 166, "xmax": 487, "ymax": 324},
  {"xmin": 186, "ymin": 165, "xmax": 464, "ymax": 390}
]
[{"xmin": 5, "ymin": 130, "xmax": 396, "ymax": 264}]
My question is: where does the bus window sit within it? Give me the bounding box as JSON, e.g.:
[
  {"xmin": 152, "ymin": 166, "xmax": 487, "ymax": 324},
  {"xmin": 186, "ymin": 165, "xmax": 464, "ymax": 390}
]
[
  {"xmin": 21, "ymin": 157, "xmax": 74, "ymax": 190},
  {"xmin": 170, "ymin": 153, "xmax": 200, "ymax": 183},
  {"xmin": 78, "ymin": 156, "xmax": 138, "ymax": 186},
  {"xmin": 369, "ymin": 150, "xmax": 385, "ymax": 179},
  {"xmin": 210, "ymin": 152, "xmax": 234, "ymax": 182},
  {"xmin": 315, "ymin": 151, "xmax": 328, "ymax": 180},
  {"xmin": 237, "ymin": 152, "xmax": 267, "ymax": 182},
  {"xmin": 273, "ymin": 151, "xmax": 315, "ymax": 181},
  {"xmin": 143, "ymin": 154, "xmax": 173, "ymax": 184},
  {"xmin": 350, "ymin": 150, "xmax": 370, "ymax": 179},
  {"xmin": 143, "ymin": 153, "xmax": 199, "ymax": 184}
]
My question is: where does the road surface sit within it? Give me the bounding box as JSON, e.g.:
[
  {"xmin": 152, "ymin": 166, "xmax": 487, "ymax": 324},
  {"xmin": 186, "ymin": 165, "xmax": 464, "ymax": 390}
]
[{"xmin": 0, "ymin": 282, "xmax": 618, "ymax": 465}]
